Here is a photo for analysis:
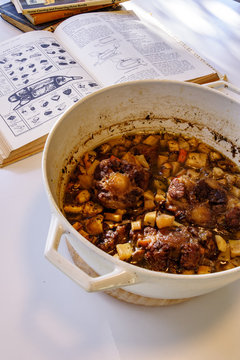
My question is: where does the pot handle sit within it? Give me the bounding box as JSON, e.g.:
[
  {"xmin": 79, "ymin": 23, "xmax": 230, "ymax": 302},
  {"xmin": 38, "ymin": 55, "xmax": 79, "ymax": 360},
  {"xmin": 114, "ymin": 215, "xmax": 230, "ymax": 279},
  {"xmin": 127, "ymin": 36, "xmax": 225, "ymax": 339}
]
[
  {"xmin": 44, "ymin": 215, "xmax": 137, "ymax": 292},
  {"xmin": 204, "ymin": 80, "xmax": 240, "ymax": 102}
]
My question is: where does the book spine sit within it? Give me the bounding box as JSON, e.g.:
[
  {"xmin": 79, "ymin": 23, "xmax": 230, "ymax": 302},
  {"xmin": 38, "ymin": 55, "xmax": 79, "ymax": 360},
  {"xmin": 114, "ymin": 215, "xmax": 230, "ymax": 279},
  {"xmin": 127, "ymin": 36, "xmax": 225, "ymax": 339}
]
[
  {"xmin": 21, "ymin": 0, "xmax": 127, "ymax": 15},
  {"xmin": 0, "ymin": 13, "xmax": 33, "ymax": 32},
  {"xmin": 25, "ymin": 4, "xmax": 113, "ymax": 25}
]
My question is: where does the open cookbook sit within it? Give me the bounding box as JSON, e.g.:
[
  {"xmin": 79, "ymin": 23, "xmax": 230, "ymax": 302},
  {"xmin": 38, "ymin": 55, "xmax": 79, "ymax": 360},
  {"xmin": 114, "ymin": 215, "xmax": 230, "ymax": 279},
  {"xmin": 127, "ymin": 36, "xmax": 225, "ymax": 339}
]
[{"xmin": 0, "ymin": 9, "xmax": 221, "ymax": 167}]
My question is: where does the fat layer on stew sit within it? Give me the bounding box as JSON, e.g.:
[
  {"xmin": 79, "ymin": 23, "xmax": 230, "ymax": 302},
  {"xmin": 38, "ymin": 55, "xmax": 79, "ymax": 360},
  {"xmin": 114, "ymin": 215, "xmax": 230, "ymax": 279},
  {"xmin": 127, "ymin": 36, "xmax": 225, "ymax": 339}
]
[{"xmin": 63, "ymin": 132, "xmax": 240, "ymax": 274}]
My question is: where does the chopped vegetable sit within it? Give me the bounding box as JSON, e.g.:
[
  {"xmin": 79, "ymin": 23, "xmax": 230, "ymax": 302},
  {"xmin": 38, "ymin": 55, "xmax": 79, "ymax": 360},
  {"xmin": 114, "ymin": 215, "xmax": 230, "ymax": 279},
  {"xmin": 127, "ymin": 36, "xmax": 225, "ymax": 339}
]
[
  {"xmin": 231, "ymin": 186, "xmax": 240, "ymax": 198},
  {"xmin": 78, "ymin": 174, "xmax": 93, "ymax": 189},
  {"xmin": 83, "ymin": 151, "xmax": 96, "ymax": 168},
  {"xmin": 168, "ymin": 140, "xmax": 179, "ymax": 152},
  {"xmin": 160, "ymin": 162, "xmax": 172, "ymax": 178},
  {"xmin": 64, "ymin": 204, "xmax": 83, "ymax": 213},
  {"xmin": 143, "ymin": 135, "xmax": 159, "ymax": 146},
  {"xmin": 153, "ymin": 179, "xmax": 167, "ymax": 191},
  {"xmin": 178, "ymin": 137, "xmax": 190, "ymax": 151},
  {"xmin": 157, "ymin": 155, "xmax": 168, "ymax": 167},
  {"xmin": 171, "ymin": 161, "xmax": 181, "ymax": 175},
  {"xmin": 229, "ymin": 240, "xmax": 240, "ymax": 257},
  {"xmin": 135, "ymin": 154, "xmax": 149, "ymax": 168},
  {"xmin": 116, "ymin": 243, "xmax": 133, "ymax": 260},
  {"xmin": 209, "ymin": 151, "xmax": 222, "ymax": 161},
  {"xmin": 156, "ymin": 213, "xmax": 175, "ymax": 229},
  {"xmin": 144, "ymin": 190, "xmax": 155, "ymax": 200},
  {"xmin": 185, "ymin": 152, "xmax": 208, "ymax": 169},
  {"xmin": 198, "ymin": 143, "xmax": 210, "ymax": 153},
  {"xmin": 197, "ymin": 265, "xmax": 211, "ymax": 274},
  {"xmin": 131, "ymin": 220, "xmax": 142, "ymax": 231},
  {"xmin": 178, "ymin": 148, "xmax": 188, "ymax": 163},
  {"xmin": 104, "ymin": 213, "xmax": 122, "ymax": 222},
  {"xmin": 155, "ymin": 189, "xmax": 165, "ymax": 203},
  {"xmin": 76, "ymin": 189, "xmax": 91, "ymax": 204},
  {"xmin": 144, "ymin": 199, "xmax": 155, "ymax": 209},
  {"xmin": 85, "ymin": 215, "xmax": 104, "ymax": 235},
  {"xmin": 144, "ymin": 211, "xmax": 156, "ymax": 227},
  {"xmin": 82, "ymin": 201, "xmax": 103, "ymax": 217},
  {"xmin": 188, "ymin": 137, "xmax": 198, "ymax": 149},
  {"xmin": 87, "ymin": 160, "xmax": 100, "ymax": 175},
  {"xmin": 212, "ymin": 167, "xmax": 224, "ymax": 178},
  {"xmin": 122, "ymin": 152, "xmax": 139, "ymax": 165},
  {"xmin": 215, "ymin": 235, "xmax": 227, "ymax": 252},
  {"xmin": 99, "ymin": 143, "xmax": 111, "ymax": 154}
]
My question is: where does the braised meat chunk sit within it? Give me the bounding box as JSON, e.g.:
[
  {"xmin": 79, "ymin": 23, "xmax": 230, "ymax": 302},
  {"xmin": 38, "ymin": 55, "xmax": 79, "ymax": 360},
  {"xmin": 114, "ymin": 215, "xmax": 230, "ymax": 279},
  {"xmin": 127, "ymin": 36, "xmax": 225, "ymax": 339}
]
[
  {"xmin": 166, "ymin": 175, "xmax": 228, "ymax": 228},
  {"xmin": 133, "ymin": 226, "xmax": 217, "ymax": 273},
  {"xmin": 63, "ymin": 131, "xmax": 240, "ymax": 274},
  {"xmin": 94, "ymin": 157, "xmax": 150, "ymax": 209}
]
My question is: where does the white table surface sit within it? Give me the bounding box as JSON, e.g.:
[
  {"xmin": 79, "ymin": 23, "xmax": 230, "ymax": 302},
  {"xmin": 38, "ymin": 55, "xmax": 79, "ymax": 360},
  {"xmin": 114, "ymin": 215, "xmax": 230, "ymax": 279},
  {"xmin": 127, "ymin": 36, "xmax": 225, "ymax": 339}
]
[{"xmin": 1, "ymin": 1, "xmax": 240, "ymax": 359}]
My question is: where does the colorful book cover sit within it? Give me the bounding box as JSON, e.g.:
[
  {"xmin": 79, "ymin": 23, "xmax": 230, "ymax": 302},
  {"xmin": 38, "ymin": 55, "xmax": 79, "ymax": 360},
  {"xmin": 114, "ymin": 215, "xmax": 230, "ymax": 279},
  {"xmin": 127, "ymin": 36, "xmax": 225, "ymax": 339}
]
[
  {"xmin": 12, "ymin": 0, "xmax": 127, "ymax": 14},
  {"xmin": 25, "ymin": 3, "xmax": 116, "ymax": 25},
  {"xmin": 0, "ymin": 2, "xmax": 61, "ymax": 31}
]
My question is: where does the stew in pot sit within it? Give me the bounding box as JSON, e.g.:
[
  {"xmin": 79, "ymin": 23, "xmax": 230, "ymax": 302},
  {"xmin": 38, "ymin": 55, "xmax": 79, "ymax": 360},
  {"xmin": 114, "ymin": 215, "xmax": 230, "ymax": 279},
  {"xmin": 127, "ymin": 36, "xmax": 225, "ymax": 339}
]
[{"xmin": 63, "ymin": 132, "xmax": 240, "ymax": 274}]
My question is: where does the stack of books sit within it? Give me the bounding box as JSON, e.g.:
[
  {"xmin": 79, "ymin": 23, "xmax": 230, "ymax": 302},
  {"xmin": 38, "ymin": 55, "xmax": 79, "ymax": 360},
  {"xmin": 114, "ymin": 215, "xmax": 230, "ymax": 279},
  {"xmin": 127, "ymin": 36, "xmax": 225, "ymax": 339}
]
[{"xmin": 0, "ymin": 0, "xmax": 128, "ymax": 32}]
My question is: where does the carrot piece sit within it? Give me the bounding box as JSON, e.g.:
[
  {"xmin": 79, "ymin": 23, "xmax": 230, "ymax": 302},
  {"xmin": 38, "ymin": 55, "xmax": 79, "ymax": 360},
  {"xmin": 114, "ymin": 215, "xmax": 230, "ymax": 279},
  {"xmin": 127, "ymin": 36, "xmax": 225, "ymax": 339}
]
[
  {"xmin": 178, "ymin": 149, "xmax": 188, "ymax": 163},
  {"xmin": 110, "ymin": 155, "xmax": 121, "ymax": 162}
]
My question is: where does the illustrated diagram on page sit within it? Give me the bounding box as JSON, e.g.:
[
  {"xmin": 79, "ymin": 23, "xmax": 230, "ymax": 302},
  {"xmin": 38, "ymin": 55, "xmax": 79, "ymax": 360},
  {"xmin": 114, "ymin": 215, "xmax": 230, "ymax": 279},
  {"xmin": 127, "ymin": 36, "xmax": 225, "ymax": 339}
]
[{"xmin": 0, "ymin": 37, "xmax": 100, "ymax": 137}]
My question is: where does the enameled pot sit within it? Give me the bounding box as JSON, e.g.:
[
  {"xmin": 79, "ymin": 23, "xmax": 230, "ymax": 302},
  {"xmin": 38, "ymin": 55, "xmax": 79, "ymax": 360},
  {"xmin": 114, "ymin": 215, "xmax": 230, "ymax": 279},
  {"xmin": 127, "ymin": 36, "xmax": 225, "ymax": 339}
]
[{"xmin": 43, "ymin": 80, "xmax": 240, "ymax": 300}]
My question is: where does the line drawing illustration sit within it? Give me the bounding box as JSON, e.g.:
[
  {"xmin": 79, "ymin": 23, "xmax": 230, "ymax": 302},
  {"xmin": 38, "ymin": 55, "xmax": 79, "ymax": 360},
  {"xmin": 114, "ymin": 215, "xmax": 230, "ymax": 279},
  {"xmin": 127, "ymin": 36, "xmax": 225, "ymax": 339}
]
[
  {"xmin": 89, "ymin": 38, "xmax": 120, "ymax": 65},
  {"xmin": 113, "ymin": 57, "xmax": 148, "ymax": 72},
  {"xmin": 96, "ymin": 36, "xmax": 118, "ymax": 46},
  {"xmin": 0, "ymin": 39, "xmax": 78, "ymax": 90},
  {"xmin": 8, "ymin": 75, "xmax": 83, "ymax": 110},
  {"xmin": 3, "ymin": 76, "xmax": 101, "ymax": 137}
]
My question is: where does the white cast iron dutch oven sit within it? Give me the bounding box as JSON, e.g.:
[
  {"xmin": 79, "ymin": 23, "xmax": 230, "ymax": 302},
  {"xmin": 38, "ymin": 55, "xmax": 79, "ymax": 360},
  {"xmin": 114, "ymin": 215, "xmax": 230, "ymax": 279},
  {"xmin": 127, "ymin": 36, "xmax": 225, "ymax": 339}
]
[{"xmin": 43, "ymin": 80, "xmax": 240, "ymax": 300}]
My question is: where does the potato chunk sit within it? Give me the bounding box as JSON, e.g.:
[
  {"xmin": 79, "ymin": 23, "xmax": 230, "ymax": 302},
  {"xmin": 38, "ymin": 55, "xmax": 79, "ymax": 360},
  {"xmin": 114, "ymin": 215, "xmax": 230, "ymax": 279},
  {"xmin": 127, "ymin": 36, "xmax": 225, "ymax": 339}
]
[
  {"xmin": 215, "ymin": 235, "xmax": 227, "ymax": 252},
  {"xmin": 185, "ymin": 152, "xmax": 208, "ymax": 169},
  {"xmin": 229, "ymin": 240, "xmax": 240, "ymax": 257},
  {"xmin": 85, "ymin": 215, "xmax": 104, "ymax": 235},
  {"xmin": 190, "ymin": 203, "xmax": 212, "ymax": 227},
  {"xmin": 198, "ymin": 143, "xmax": 210, "ymax": 153},
  {"xmin": 156, "ymin": 213, "xmax": 175, "ymax": 229},
  {"xmin": 178, "ymin": 137, "xmax": 190, "ymax": 150},
  {"xmin": 212, "ymin": 167, "xmax": 224, "ymax": 179},
  {"xmin": 157, "ymin": 155, "xmax": 168, "ymax": 167},
  {"xmin": 168, "ymin": 140, "xmax": 179, "ymax": 152},
  {"xmin": 78, "ymin": 174, "xmax": 93, "ymax": 189},
  {"xmin": 131, "ymin": 220, "xmax": 142, "ymax": 231},
  {"xmin": 82, "ymin": 201, "xmax": 103, "ymax": 217},
  {"xmin": 197, "ymin": 265, "xmax": 211, "ymax": 274},
  {"xmin": 76, "ymin": 189, "xmax": 91, "ymax": 204},
  {"xmin": 116, "ymin": 243, "xmax": 133, "ymax": 261},
  {"xmin": 144, "ymin": 211, "xmax": 156, "ymax": 227},
  {"xmin": 104, "ymin": 213, "xmax": 122, "ymax": 222},
  {"xmin": 135, "ymin": 154, "xmax": 149, "ymax": 168},
  {"xmin": 83, "ymin": 151, "xmax": 96, "ymax": 168},
  {"xmin": 87, "ymin": 160, "xmax": 100, "ymax": 175},
  {"xmin": 143, "ymin": 135, "xmax": 159, "ymax": 146},
  {"xmin": 231, "ymin": 186, "xmax": 240, "ymax": 198},
  {"xmin": 161, "ymin": 163, "xmax": 172, "ymax": 178},
  {"xmin": 63, "ymin": 204, "xmax": 83, "ymax": 213}
]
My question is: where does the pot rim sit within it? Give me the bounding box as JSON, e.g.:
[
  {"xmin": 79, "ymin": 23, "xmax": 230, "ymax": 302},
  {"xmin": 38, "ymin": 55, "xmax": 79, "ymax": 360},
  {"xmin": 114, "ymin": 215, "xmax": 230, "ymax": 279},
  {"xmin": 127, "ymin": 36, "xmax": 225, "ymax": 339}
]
[{"xmin": 42, "ymin": 79, "xmax": 240, "ymax": 282}]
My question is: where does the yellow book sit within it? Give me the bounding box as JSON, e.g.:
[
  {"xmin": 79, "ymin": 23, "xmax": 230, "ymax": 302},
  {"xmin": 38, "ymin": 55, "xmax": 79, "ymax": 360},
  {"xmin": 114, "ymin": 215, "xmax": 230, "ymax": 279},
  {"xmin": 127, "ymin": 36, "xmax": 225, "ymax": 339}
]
[
  {"xmin": 24, "ymin": 3, "xmax": 122, "ymax": 24},
  {"xmin": 12, "ymin": 0, "xmax": 128, "ymax": 14}
]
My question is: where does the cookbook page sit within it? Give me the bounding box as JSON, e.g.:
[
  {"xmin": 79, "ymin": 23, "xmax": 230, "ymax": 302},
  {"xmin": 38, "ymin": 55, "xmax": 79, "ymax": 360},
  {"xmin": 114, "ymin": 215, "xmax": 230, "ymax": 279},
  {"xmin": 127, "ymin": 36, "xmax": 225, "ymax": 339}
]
[
  {"xmin": 0, "ymin": 30, "xmax": 100, "ymax": 155},
  {"xmin": 55, "ymin": 10, "xmax": 217, "ymax": 87}
]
